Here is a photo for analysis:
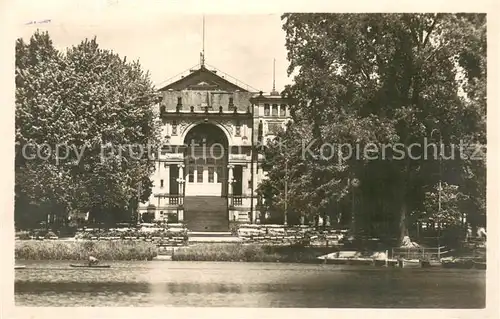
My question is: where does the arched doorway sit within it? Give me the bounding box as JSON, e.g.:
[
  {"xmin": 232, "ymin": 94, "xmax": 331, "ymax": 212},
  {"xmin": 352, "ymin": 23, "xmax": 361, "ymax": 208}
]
[
  {"xmin": 183, "ymin": 123, "xmax": 229, "ymax": 197},
  {"xmin": 182, "ymin": 123, "xmax": 230, "ymax": 231}
]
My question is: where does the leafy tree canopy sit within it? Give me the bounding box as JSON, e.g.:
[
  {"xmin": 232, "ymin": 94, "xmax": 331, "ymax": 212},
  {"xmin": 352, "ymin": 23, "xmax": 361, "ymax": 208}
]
[
  {"xmin": 15, "ymin": 31, "xmax": 161, "ymax": 226},
  {"xmin": 259, "ymin": 14, "xmax": 486, "ymax": 243}
]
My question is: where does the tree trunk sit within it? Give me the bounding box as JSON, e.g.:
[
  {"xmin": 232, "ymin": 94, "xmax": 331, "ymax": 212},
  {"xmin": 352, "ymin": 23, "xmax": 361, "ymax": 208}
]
[
  {"xmin": 399, "ymin": 199, "xmax": 410, "ymax": 245},
  {"xmin": 88, "ymin": 206, "xmax": 100, "ymax": 226},
  {"xmin": 350, "ymin": 188, "xmax": 356, "ymax": 237},
  {"xmin": 398, "ymin": 154, "xmax": 413, "ymax": 246}
]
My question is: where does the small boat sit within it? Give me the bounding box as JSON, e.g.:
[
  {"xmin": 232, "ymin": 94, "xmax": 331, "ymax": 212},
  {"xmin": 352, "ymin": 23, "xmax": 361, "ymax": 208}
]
[
  {"xmin": 398, "ymin": 259, "xmax": 421, "ymax": 268},
  {"xmin": 15, "ymin": 265, "xmax": 26, "ymax": 270},
  {"xmin": 69, "ymin": 264, "xmax": 111, "ymax": 268}
]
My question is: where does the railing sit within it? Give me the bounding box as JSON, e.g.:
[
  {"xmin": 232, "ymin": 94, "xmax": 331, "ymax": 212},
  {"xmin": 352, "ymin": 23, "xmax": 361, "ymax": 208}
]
[
  {"xmin": 233, "ymin": 196, "xmax": 243, "ymax": 206},
  {"xmin": 155, "ymin": 63, "xmax": 200, "ymax": 89},
  {"xmin": 205, "ymin": 63, "xmax": 260, "ymax": 92},
  {"xmin": 391, "ymin": 246, "xmax": 449, "ymax": 261},
  {"xmin": 154, "ymin": 194, "xmax": 183, "ymax": 206},
  {"xmin": 230, "ymin": 195, "xmax": 255, "ymax": 208},
  {"xmin": 159, "ymin": 108, "xmax": 252, "ymax": 117},
  {"xmin": 169, "ymin": 196, "xmax": 179, "ymax": 205}
]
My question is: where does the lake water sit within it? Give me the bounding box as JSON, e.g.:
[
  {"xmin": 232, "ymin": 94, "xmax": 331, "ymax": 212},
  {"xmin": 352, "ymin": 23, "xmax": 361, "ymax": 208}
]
[{"xmin": 15, "ymin": 260, "xmax": 485, "ymax": 307}]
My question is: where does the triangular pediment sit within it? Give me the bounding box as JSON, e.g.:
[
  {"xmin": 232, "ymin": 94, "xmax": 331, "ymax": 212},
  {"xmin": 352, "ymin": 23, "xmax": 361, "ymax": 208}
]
[
  {"xmin": 196, "ymin": 81, "xmax": 212, "ymax": 86},
  {"xmin": 158, "ymin": 66, "xmax": 249, "ymax": 92}
]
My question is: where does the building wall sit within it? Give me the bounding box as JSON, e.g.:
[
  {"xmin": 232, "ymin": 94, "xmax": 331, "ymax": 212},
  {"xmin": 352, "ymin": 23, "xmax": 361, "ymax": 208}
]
[
  {"xmin": 139, "ymin": 89, "xmax": 292, "ymax": 224},
  {"xmin": 162, "ymin": 90, "xmax": 254, "ymax": 112}
]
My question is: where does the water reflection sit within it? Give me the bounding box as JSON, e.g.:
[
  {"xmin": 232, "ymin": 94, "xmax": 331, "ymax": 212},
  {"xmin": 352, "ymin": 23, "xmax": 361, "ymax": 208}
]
[{"xmin": 15, "ymin": 261, "xmax": 485, "ymax": 307}]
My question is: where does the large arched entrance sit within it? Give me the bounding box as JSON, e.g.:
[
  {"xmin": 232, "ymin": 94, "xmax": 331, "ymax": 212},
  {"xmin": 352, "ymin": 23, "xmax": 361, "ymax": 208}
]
[
  {"xmin": 183, "ymin": 123, "xmax": 229, "ymax": 196},
  {"xmin": 182, "ymin": 123, "xmax": 229, "ymax": 231}
]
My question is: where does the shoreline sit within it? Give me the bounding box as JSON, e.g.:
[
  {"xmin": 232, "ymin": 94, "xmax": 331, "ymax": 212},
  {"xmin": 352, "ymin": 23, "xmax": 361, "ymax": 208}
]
[{"xmin": 15, "ymin": 240, "xmax": 485, "ymax": 270}]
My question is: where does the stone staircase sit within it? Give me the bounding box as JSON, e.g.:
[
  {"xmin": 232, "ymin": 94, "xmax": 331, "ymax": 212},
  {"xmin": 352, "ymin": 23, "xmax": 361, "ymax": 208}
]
[{"xmin": 183, "ymin": 196, "xmax": 229, "ymax": 232}]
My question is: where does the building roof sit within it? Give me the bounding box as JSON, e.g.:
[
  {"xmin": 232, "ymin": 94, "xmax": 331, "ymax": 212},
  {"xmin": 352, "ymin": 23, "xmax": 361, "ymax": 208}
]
[{"xmin": 158, "ymin": 65, "xmax": 252, "ymax": 92}]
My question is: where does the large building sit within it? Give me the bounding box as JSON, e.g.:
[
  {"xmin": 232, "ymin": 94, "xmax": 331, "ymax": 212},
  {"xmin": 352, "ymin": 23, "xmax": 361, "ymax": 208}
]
[{"xmin": 138, "ymin": 59, "xmax": 291, "ymax": 231}]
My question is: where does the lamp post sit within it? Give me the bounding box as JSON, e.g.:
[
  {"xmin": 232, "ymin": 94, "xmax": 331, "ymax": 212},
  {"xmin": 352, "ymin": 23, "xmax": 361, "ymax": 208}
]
[
  {"xmin": 136, "ymin": 181, "xmax": 142, "ymax": 225},
  {"xmin": 431, "ymin": 128, "xmax": 442, "ymax": 249},
  {"xmin": 284, "ymin": 158, "xmax": 288, "ymax": 226},
  {"xmin": 350, "ymin": 177, "xmax": 360, "ymax": 236}
]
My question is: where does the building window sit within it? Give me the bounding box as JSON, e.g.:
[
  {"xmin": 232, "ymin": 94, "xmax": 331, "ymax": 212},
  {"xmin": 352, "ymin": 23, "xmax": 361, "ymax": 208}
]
[
  {"xmin": 216, "ymin": 166, "xmax": 222, "ymax": 183},
  {"xmin": 197, "ymin": 166, "xmax": 203, "ymax": 183},
  {"xmin": 272, "ymin": 104, "xmax": 278, "ymax": 116},
  {"xmin": 177, "ymin": 96, "xmax": 182, "ymax": 106},
  {"xmin": 235, "ymin": 120, "xmax": 241, "ymax": 137},
  {"xmin": 187, "ymin": 166, "xmax": 194, "ymax": 183},
  {"xmin": 208, "ymin": 166, "xmax": 215, "ymax": 183},
  {"xmin": 280, "ymin": 104, "xmax": 286, "ymax": 117},
  {"xmin": 160, "ymin": 211, "xmax": 164, "ymax": 215},
  {"xmin": 172, "ymin": 120, "xmax": 178, "ymax": 135},
  {"xmin": 229, "ymin": 97, "xmax": 234, "ymax": 108},
  {"xmin": 264, "ymin": 104, "xmax": 270, "ymax": 116},
  {"xmin": 160, "ymin": 179, "xmax": 164, "ymax": 188}
]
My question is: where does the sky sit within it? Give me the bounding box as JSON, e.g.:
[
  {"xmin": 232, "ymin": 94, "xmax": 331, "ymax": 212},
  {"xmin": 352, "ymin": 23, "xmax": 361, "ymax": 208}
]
[{"xmin": 16, "ymin": 3, "xmax": 293, "ymax": 93}]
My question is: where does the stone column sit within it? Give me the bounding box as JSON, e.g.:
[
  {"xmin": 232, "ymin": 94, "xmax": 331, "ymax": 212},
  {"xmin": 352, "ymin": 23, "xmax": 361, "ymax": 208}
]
[
  {"xmin": 177, "ymin": 163, "xmax": 185, "ymax": 221},
  {"xmin": 227, "ymin": 164, "xmax": 234, "ymax": 191},
  {"xmin": 178, "ymin": 163, "xmax": 184, "ymax": 181},
  {"xmin": 228, "ymin": 164, "xmax": 234, "ymax": 207},
  {"xmin": 177, "ymin": 163, "xmax": 184, "ymax": 203}
]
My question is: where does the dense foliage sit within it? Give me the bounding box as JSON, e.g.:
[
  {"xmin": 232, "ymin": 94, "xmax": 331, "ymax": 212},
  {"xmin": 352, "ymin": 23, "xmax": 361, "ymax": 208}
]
[
  {"xmin": 258, "ymin": 14, "xmax": 486, "ymax": 244},
  {"xmin": 15, "ymin": 31, "xmax": 161, "ymax": 228},
  {"xmin": 15, "ymin": 240, "xmax": 158, "ymax": 261},
  {"xmin": 172, "ymin": 243, "xmax": 334, "ymax": 263}
]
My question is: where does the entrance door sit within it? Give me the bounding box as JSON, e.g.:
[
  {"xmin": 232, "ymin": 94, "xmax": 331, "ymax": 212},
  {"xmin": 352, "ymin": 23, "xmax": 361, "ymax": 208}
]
[{"xmin": 184, "ymin": 163, "xmax": 224, "ymax": 196}]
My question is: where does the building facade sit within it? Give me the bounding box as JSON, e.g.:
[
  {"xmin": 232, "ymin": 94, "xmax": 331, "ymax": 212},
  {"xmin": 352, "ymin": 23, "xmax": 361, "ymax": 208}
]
[{"xmin": 138, "ymin": 64, "xmax": 291, "ymax": 231}]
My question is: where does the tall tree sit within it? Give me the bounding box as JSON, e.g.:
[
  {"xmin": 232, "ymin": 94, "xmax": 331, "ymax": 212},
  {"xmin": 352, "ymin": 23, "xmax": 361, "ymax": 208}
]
[
  {"xmin": 15, "ymin": 31, "xmax": 161, "ymax": 227},
  {"xmin": 271, "ymin": 13, "xmax": 486, "ymax": 243},
  {"xmin": 15, "ymin": 31, "xmax": 82, "ymax": 226},
  {"xmin": 62, "ymin": 37, "xmax": 161, "ymax": 222}
]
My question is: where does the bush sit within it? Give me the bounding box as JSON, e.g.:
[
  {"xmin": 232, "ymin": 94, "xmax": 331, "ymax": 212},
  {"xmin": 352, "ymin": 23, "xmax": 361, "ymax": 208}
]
[
  {"xmin": 15, "ymin": 229, "xmax": 59, "ymax": 239},
  {"xmin": 173, "ymin": 244, "xmax": 277, "ymax": 262},
  {"xmin": 15, "ymin": 240, "xmax": 158, "ymax": 261},
  {"xmin": 74, "ymin": 225, "xmax": 188, "ymax": 242},
  {"xmin": 172, "ymin": 243, "xmax": 330, "ymax": 263}
]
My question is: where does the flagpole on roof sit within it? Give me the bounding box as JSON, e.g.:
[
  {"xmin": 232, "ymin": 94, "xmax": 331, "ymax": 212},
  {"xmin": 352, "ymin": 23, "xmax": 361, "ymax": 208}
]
[{"xmin": 200, "ymin": 15, "xmax": 206, "ymax": 67}]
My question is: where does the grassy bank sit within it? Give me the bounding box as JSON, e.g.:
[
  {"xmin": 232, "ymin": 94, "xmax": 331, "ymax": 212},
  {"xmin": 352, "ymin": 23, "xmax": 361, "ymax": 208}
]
[
  {"xmin": 172, "ymin": 243, "xmax": 334, "ymax": 263},
  {"xmin": 15, "ymin": 240, "xmax": 158, "ymax": 261}
]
